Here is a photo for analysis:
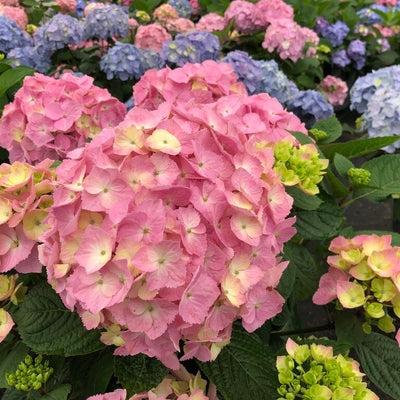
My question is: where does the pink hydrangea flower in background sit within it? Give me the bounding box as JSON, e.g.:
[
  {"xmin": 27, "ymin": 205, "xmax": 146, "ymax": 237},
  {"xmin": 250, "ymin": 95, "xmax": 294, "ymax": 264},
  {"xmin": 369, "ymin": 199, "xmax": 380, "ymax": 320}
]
[
  {"xmin": 153, "ymin": 3, "xmax": 179, "ymax": 23},
  {"xmin": 301, "ymin": 27, "xmax": 319, "ymax": 57},
  {"xmin": 376, "ymin": 0, "xmax": 397, "ymax": 5},
  {"xmin": 54, "ymin": 0, "xmax": 76, "ymax": 13},
  {"xmin": 196, "ymin": 13, "xmax": 226, "ymax": 32},
  {"xmin": 165, "ymin": 18, "xmax": 195, "ymax": 34},
  {"xmin": 262, "ymin": 19, "xmax": 307, "ymax": 62},
  {"xmin": 87, "ymin": 389, "xmax": 127, "ymax": 400},
  {"xmin": 0, "ymin": 73, "xmax": 126, "ymax": 164},
  {"xmin": 0, "ymin": 5, "xmax": 27, "ymax": 29},
  {"xmin": 318, "ymin": 75, "xmax": 348, "ymax": 106},
  {"xmin": 252, "ymin": 0, "xmax": 294, "ymax": 30},
  {"xmin": 84, "ymin": 2, "xmax": 103, "ymax": 16},
  {"xmin": 190, "ymin": 0, "xmax": 200, "ymax": 11},
  {"xmin": 39, "ymin": 61, "xmax": 311, "ymax": 368},
  {"xmin": 373, "ymin": 24, "xmax": 395, "ymax": 37},
  {"xmin": 224, "ymin": 0, "xmax": 256, "ymax": 33},
  {"xmin": 135, "ymin": 23, "xmax": 172, "ymax": 52}
]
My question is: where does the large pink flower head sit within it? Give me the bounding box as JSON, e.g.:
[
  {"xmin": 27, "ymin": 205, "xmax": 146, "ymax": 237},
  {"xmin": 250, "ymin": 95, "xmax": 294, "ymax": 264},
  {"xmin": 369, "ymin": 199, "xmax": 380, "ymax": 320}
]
[
  {"xmin": 153, "ymin": 4, "xmax": 179, "ymax": 24},
  {"xmin": 54, "ymin": 0, "xmax": 76, "ymax": 13},
  {"xmin": 313, "ymin": 234, "xmax": 400, "ymax": 346},
  {"xmin": 224, "ymin": 0, "xmax": 256, "ymax": 33},
  {"xmin": 262, "ymin": 18, "xmax": 308, "ymax": 62},
  {"xmin": 0, "ymin": 159, "xmax": 55, "ymax": 274},
  {"xmin": 196, "ymin": 13, "xmax": 226, "ymax": 32},
  {"xmin": 252, "ymin": 0, "xmax": 294, "ymax": 30},
  {"xmin": 133, "ymin": 60, "xmax": 246, "ymax": 110},
  {"xmin": 134, "ymin": 23, "xmax": 172, "ymax": 52},
  {"xmin": 0, "ymin": 5, "xmax": 27, "ymax": 29},
  {"xmin": 376, "ymin": 0, "xmax": 397, "ymax": 4},
  {"xmin": 40, "ymin": 62, "xmax": 311, "ymax": 368},
  {"xmin": 0, "ymin": 73, "xmax": 126, "ymax": 165},
  {"xmin": 318, "ymin": 75, "xmax": 348, "ymax": 106}
]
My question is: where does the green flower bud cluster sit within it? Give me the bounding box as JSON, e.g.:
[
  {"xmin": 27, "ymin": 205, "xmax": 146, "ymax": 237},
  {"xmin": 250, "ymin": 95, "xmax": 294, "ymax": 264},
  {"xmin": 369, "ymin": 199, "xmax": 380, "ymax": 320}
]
[
  {"xmin": 276, "ymin": 338, "xmax": 378, "ymax": 400},
  {"xmin": 308, "ymin": 129, "xmax": 328, "ymax": 143},
  {"xmin": 347, "ymin": 168, "xmax": 371, "ymax": 186},
  {"xmin": 273, "ymin": 140, "xmax": 329, "ymax": 195},
  {"xmin": 6, "ymin": 354, "xmax": 53, "ymax": 391}
]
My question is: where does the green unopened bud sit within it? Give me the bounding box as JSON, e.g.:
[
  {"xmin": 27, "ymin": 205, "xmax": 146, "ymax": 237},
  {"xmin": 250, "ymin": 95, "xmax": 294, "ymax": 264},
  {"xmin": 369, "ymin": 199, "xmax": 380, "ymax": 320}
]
[
  {"xmin": 26, "ymin": 24, "xmax": 37, "ymax": 34},
  {"xmin": 309, "ymin": 129, "xmax": 328, "ymax": 142},
  {"xmin": 278, "ymin": 370, "xmax": 294, "ymax": 385},
  {"xmin": 362, "ymin": 322, "xmax": 372, "ymax": 334},
  {"xmin": 135, "ymin": 10, "xmax": 150, "ymax": 22},
  {"xmin": 355, "ymin": 116, "xmax": 364, "ymax": 131},
  {"xmin": 303, "ymin": 370, "xmax": 318, "ymax": 385},
  {"xmin": 347, "ymin": 168, "xmax": 371, "ymax": 186},
  {"xmin": 377, "ymin": 315, "xmax": 395, "ymax": 333},
  {"xmin": 332, "ymin": 387, "xmax": 355, "ymax": 400},
  {"xmin": 307, "ymin": 384, "xmax": 332, "ymax": 400},
  {"xmin": 365, "ymin": 302, "xmax": 385, "ymax": 319},
  {"xmin": 24, "ymin": 355, "xmax": 33, "ymax": 366},
  {"xmin": 317, "ymin": 44, "xmax": 331, "ymax": 53},
  {"xmin": 371, "ymin": 277, "xmax": 396, "ymax": 302}
]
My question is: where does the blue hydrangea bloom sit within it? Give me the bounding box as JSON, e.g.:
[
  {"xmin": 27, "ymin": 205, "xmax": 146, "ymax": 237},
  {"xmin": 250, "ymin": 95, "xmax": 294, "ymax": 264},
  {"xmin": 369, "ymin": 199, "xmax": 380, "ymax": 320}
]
[
  {"xmin": 125, "ymin": 96, "xmax": 135, "ymax": 111},
  {"xmin": 357, "ymin": 5, "xmax": 389, "ymax": 25},
  {"xmin": 222, "ymin": 51, "xmax": 261, "ymax": 95},
  {"xmin": 167, "ymin": 0, "xmax": 192, "ymax": 18},
  {"xmin": 314, "ymin": 16, "xmax": 329, "ymax": 35},
  {"xmin": 331, "ymin": 49, "xmax": 351, "ymax": 68},
  {"xmin": 0, "ymin": 16, "xmax": 31, "ymax": 53},
  {"xmin": 160, "ymin": 31, "xmax": 221, "ymax": 67},
  {"xmin": 254, "ymin": 59, "xmax": 293, "ymax": 104},
  {"xmin": 347, "ymin": 40, "xmax": 366, "ymax": 70},
  {"xmin": 6, "ymin": 46, "xmax": 51, "ymax": 73},
  {"xmin": 34, "ymin": 14, "xmax": 83, "ymax": 57},
  {"xmin": 100, "ymin": 42, "xmax": 144, "ymax": 81},
  {"xmin": 83, "ymin": 5, "xmax": 129, "ymax": 40},
  {"xmin": 358, "ymin": 76, "xmax": 400, "ymax": 153},
  {"xmin": 75, "ymin": 0, "xmax": 87, "ymax": 18},
  {"xmin": 322, "ymin": 21, "xmax": 350, "ymax": 47},
  {"xmin": 350, "ymin": 65, "xmax": 400, "ymax": 113},
  {"xmin": 286, "ymin": 90, "xmax": 334, "ymax": 127},
  {"xmin": 139, "ymin": 49, "xmax": 165, "ymax": 71}
]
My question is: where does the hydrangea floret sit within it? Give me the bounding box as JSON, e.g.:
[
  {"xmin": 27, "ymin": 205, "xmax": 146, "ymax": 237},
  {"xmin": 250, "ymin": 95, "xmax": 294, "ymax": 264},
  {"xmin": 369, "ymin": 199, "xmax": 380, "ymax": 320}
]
[
  {"xmin": 0, "ymin": 15, "xmax": 31, "ymax": 53},
  {"xmin": 276, "ymin": 338, "xmax": 379, "ymax": 400},
  {"xmin": 6, "ymin": 354, "xmax": 53, "ymax": 391},
  {"xmin": 38, "ymin": 61, "xmax": 319, "ymax": 368},
  {"xmin": 313, "ymin": 234, "xmax": 400, "ymax": 345}
]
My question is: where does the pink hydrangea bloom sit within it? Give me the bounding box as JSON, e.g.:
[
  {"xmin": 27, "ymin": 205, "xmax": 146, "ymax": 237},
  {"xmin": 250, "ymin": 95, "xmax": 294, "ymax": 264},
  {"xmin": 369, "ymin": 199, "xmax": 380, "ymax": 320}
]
[
  {"xmin": 373, "ymin": 24, "xmax": 395, "ymax": 37},
  {"xmin": 262, "ymin": 18, "xmax": 307, "ymax": 62},
  {"xmin": 40, "ymin": 62, "xmax": 310, "ymax": 368},
  {"xmin": 165, "ymin": 18, "xmax": 195, "ymax": 34},
  {"xmin": 190, "ymin": 0, "xmax": 200, "ymax": 11},
  {"xmin": 55, "ymin": 0, "xmax": 76, "ymax": 13},
  {"xmin": 196, "ymin": 13, "xmax": 226, "ymax": 32},
  {"xmin": 153, "ymin": 4, "xmax": 179, "ymax": 23},
  {"xmin": 84, "ymin": 2, "xmax": 103, "ymax": 16},
  {"xmin": 87, "ymin": 389, "xmax": 127, "ymax": 400},
  {"xmin": 318, "ymin": 75, "xmax": 348, "ymax": 106},
  {"xmin": 301, "ymin": 27, "xmax": 319, "ymax": 57},
  {"xmin": 0, "ymin": 309, "xmax": 14, "ymax": 343},
  {"xmin": 376, "ymin": 0, "xmax": 397, "ymax": 5},
  {"xmin": 224, "ymin": 0, "xmax": 256, "ymax": 33},
  {"xmin": 0, "ymin": 6, "xmax": 27, "ymax": 29},
  {"xmin": 0, "ymin": 73, "xmax": 126, "ymax": 164},
  {"xmin": 135, "ymin": 23, "xmax": 172, "ymax": 52},
  {"xmin": 252, "ymin": 0, "xmax": 294, "ymax": 30},
  {"xmin": 0, "ymin": 0, "xmax": 19, "ymax": 5}
]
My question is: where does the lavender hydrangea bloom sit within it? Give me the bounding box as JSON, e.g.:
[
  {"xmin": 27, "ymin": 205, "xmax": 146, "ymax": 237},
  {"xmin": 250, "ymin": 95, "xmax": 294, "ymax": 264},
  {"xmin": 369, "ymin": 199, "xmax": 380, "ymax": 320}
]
[
  {"xmin": 160, "ymin": 31, "xmax": 221, "ymax": 67},
  {"xmin": 222, "ymin": 51, "xmax": 261, "ymax": 95},
  {"xmin": 350, "ymin": 65, "xmax": 400, "ymax": 113},
  {"xmin": 347, "ymin": 40, "xmax": 366, "ymax": 70},
  {"xmin": 360, "ymin": 78, "xmax": 400, "ymax": 153},
  {"xmin": 83, "ymin": 5, "xmax": 129, "ymax": 40},
  {"xmin": 167, "ymin": 0, "xmax": 192, "ymax": 18},
  {"xmin": 75, "ymin": 0, "xmax": 87, "ymax": 18},
  {"xmin": 34, "ymin": 14, "xmax": 83, "ymax": 57},
  {"xmin": 286, "ymin": 90, "xmax": 334, "ymax": 127},
  {"xmin": 357, "ymin": 5, "xmax": 389, "ymax": 25},
  {"xmin": 314, "ymin": 16, "xmax": 329, "ymax": 35},
  {"xmin": 254, "ymin": 59, "xmax": 292, "ymax": 104},
  {"xmin": 377, "ymin": 38, "xmax": 390, "ymax": 53},
  {"xmin": 7, "ymin": 46, "xmax": 51, "ymax": 73},
  {"xmin": 100, "ymin": 42, "xmax": 144, "ymax": 81},
  {"xmin": 0, "ymin": 16, "xmax": 31, "ymax": 53},
  {"xmin": 139, "ymin": 49, "xmax": 165, "ymax": 71},
  {"xmin": 323, "ymin": 21, "xmax": 350, "ymax": 47},
  {"xmin": 331, "ymin": 49, "xmax": 351, "ymax": 68}
]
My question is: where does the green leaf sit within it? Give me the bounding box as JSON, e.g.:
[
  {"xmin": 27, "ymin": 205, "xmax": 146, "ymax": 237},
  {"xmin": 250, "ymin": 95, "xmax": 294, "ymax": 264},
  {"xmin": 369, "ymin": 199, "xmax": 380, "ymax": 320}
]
[
  {"xmin": 285, "ymin": 186, "xmax": 322, "ymax": 211},
  {"xmin": 319, "ymin": 136, "xmax": 400, "ymax": 160},
  {"xmin": 333, "ymin": 153, "xmax": 354, "ymax": 178},
  {"xmin": 1, "ymin": 389, "xmax": 41, "ymax": 400},
  {"xmin": 275, "ymin": 255, "xmax": 296, "ymax": 299},
  {"xmin": 325, "ymin": 169, "xmax": 350, "ymax": 198},
  {"xmin": 70, "ymin": 348, "xmax": 114, "ymax": 399},
  {"xmin": 283, "ymin": 242, "xmax": 324, "ymax": 301},
  {"xmin": 287, "ymin": 130, "xmax": 314, "ymax": 145},
  {"xmin": 198, "ymin": 324, "xmax": 279, "ymax": 400},
  {"xmin": 312, "ymin": 115, "xmax": 343, "ymax": 144},
  {"xmin": 0, "ymin": 342, "xmax": 29, "ymax": 388},
  {"xmin": 0, "ymin": 66, "xmax": 35, "ymax": 98},
  {"xmin": 355, "ymin": 332, "xmax": 400, "ymax": 399},
  {"xmin": 113, "ymin": 354, "xmax": 168, "ymax": 398},
  {"xmin": 294, "ymin": 197, "xmax": 345, "ymax": 240},
  {"xmin": 13, "ymin": 282, "xmax": 104, "ymax": 356},
  {"xmin": 41, "ymin": 384, "xmax": 71, "ymax": 400},
  {"xmin": 354, "ymin": 154, "xmax": 400, "ymax": 202},
  {"xmin": 335, "ymin": 313, "xmax": 365, "ymax": 347}
]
